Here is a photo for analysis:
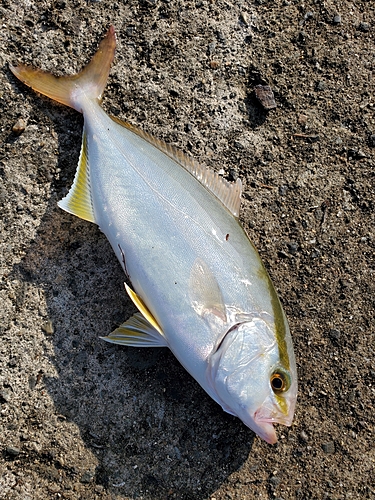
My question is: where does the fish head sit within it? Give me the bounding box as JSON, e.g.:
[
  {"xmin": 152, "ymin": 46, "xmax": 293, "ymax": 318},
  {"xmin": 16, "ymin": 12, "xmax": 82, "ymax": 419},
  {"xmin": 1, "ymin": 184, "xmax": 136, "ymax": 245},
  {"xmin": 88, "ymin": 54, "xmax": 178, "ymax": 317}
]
[{"xmin": 207, "ymin": 316, "xmax": 297, "ymax": 444}]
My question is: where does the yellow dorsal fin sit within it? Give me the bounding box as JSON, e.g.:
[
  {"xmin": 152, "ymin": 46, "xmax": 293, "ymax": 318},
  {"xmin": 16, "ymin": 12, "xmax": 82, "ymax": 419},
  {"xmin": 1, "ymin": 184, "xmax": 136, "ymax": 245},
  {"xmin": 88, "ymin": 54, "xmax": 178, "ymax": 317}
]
[
  {"xmin": 110, "ymin": 116, "xmax": 243, "ymax": 218},
  {"xmin": 57, "ymin": 131, "xmax": 96, "ymax": 223}
]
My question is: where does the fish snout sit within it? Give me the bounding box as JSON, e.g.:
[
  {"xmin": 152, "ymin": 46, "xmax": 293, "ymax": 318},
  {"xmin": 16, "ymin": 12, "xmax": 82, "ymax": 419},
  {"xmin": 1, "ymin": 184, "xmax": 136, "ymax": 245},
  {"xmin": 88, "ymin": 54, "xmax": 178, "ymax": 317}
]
[{"xmin": 254, "ymin": 393, "xmax": 296, "ymax": 428}]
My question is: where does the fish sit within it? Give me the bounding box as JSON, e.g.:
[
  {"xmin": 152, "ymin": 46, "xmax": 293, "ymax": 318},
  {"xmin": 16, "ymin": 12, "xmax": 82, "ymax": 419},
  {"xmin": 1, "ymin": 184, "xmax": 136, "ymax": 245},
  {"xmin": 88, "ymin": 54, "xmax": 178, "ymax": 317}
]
[{"xmin": 10, "ymin": 26, "xmax": 297, "ymax": 444}]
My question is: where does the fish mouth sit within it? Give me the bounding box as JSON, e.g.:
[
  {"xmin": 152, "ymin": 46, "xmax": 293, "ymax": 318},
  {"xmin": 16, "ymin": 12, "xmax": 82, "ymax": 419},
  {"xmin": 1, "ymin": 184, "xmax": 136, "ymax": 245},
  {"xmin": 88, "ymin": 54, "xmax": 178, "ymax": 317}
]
[
  {"xmin": 254, "ymin": 403, "xmax": 294, "ymax": 428},
  {"xmin": 239, "ymin": 408, "xmax": 278, "ymax": 444},
  {"xmin": 251, "ymin": 406, "xmax": 291, "ymax": 444},
  {"xmin": 254, "ymin": 421, "xmax": 278, "ymax": 445}
]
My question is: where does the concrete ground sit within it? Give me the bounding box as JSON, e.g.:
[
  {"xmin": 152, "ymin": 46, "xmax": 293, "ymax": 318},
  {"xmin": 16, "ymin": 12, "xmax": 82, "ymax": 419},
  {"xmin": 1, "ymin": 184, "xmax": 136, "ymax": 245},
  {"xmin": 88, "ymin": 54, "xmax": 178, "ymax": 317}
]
[{"xmin": 1, "ymin": 1, "xmax": 374, "ymax": 498}]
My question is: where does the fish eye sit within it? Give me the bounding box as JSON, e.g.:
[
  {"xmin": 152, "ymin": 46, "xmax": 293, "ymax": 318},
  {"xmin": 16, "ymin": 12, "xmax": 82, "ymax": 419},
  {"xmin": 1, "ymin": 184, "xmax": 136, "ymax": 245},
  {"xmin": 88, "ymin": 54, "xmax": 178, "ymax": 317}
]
[{"xmin": 270, "ymin": 368, "xmax": 291, "ymax": 393}]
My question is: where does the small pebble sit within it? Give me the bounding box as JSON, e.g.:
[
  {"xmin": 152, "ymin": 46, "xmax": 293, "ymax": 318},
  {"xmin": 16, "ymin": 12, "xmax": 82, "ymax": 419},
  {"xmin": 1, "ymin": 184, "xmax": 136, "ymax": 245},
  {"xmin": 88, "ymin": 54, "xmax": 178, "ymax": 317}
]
[
  {"xmin": 228, "ymin": 169, "xmax": 238, "ymax": 181},
  {"xmin": 254, "ymin": 85, "xmax": 277, "ymax": 110},
  {"xmin": 29, "ymin": 376, "xmax": 37, "ymax": 390},
  {"xmin": 216, "ymin": 31, "xmax": 226, "ymax": 43},
  {"xmin": 330, "ymin": 329, "xmax": 341, "ymax": 343},
  {"xmin": 207, "ymin": 41, "xmax": 216, "ymax": 55},
  {"xmin": 210, "ymin": 61, "xmax": 220, "ymax": 69},
  {"xmin": 41, "ymin": 320, "xmax": 54, "ymax": 335},
  {"xmin": 357, "ymin": 150, "xmax": 366, "ymax": 158},
  {"xmin": 322, "ymin": 441, "xmax": 335, "ymax": 454},
  {"xmin": 269, "ymin": 476, "xmax": 281, "ymax": 486},
  {"xmin": 333, "ymin": 14, "xmax": 342, "ymax": 24},
  {"xmin": 359, "ymin": 22, "xmax": 370, "ymax": 32},
  {"xmin": 278, "ymin": 250, "xmax": 289, "ymax": 259},
  {"xmin": 12, "ymin": 118, "xmax": 26, "ymax": 136},
  {"xmin": 240, "ymin": 12, "xmax": 249, "ymax": 26},
  {"xmin": 287, "ymin": 242, "xmax": 298, "ymax": 254},
  {"xmin": 6, "ymin": 446, "xmax": 21, "ymax": 457},
  {"xmin": 297, "ymin": 31, "xmax": 307, "ymax": 43},
  {"xmin": 125, "ymin": 25, "xmax": 136, "ymax": 36},
  {"xmin": 297, "ymin": 113, "xmax": 308, "ymax": 125},
  {"xmin": 316, "ymin": 80, "xmax": 326, "ymax": 91},
  {"xmin": 80, "ymin": 470, "xmax": 95, "ymax": 484},
  {"xmin": 300, "ymin": 430, "xmax": 308, "ymax": 442},
  {"xmin": 0, "ymin": 389, "xmax": 11, "ymax": 403},
  {"xmin": 348, "ymin": 148, "xmax": 366, "ymax": 160}
]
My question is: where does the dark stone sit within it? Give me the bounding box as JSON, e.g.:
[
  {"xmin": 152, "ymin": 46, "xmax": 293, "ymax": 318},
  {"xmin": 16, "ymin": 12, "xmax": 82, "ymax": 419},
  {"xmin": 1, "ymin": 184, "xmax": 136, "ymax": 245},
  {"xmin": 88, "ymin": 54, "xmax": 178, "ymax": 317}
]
[
  {"xmin": 322, "ymin": 441, "xmax": 335, "ymax": 454},
  {"xmin": 126, "ymin": 25, "xmax": 136, "ymax": 36},
  {"xmin": 287, "ymin": 242, "xmax": 298, "ymax": 254},
  {"xmin": 359, "ymin": 22, "xmax": 370, "ymax": 32},
  {"xmin": 254, "ymin": 85, "xmax": 277, "ymax": 110},
  {"xmin": 329, "ymin": 329, "xmax": 341, "ymax": 342},
  {"xmin": 0, "ymin": 389, "xmax": 11, "ymax": 403},
  {"xmin": 80, "ymin": 470, "xmax": 95, "ymax": 484},
  {"xmin": 6, "ymin": 446, "xmax": 21, "ymax": 457},
  {"xmin": 269, "ymin": 476, "xmax": 281, "ymax": 486},
  {"xmin": 333, "ymin": 14, "xmax": 342, "ymax": 24}
]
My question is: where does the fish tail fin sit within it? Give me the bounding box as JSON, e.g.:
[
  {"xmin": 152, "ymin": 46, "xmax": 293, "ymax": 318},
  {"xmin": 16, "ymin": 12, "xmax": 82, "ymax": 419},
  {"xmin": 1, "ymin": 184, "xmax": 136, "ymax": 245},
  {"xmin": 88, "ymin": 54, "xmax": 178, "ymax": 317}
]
[{"xmin": 9, "ymin": 26, "xmax": 116, "ymax": 112}]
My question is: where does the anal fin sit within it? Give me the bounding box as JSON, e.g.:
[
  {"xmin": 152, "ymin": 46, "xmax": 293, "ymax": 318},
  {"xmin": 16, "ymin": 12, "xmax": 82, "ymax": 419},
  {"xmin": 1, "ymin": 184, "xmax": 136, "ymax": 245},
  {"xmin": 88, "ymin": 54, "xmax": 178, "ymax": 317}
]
[{"xmin": 101, "ymin": 312, "xmax": 168, "ymax": 347}]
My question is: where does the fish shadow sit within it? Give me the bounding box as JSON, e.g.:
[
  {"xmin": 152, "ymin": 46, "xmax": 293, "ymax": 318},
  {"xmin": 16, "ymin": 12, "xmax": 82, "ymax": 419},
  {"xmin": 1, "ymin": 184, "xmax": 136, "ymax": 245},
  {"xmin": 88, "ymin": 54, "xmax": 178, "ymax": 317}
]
[{"xmin": 9, "ymin": 102, "xmax": 253, "ymax": 499}]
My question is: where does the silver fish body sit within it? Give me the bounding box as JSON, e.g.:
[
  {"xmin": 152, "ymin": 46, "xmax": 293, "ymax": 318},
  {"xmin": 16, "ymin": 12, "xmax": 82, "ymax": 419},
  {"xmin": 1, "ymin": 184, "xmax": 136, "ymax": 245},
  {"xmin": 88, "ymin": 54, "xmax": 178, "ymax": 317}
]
[{"xmin": 10, "ymin": 26, "xmax": 297, "ymax": 444}]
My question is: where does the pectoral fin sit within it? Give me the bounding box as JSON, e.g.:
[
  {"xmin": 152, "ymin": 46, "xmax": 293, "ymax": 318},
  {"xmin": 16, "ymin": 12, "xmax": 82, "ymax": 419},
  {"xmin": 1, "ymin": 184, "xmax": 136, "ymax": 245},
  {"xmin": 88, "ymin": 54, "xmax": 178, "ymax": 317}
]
[
  {"xmin": 101, "ymin": 313, "xmax": 168, "ymax": 347},
  {"xmin": 189, "ymin": 258, "xmax": 227, "ymax": 322}
]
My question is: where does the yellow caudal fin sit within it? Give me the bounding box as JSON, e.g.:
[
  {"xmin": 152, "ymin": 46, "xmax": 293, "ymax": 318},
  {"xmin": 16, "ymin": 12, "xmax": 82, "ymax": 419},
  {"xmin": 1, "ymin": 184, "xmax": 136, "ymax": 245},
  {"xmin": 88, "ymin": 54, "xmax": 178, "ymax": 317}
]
[{"xmin": 9, "ymin": 26, "xmax": 116, "ymax": 112}]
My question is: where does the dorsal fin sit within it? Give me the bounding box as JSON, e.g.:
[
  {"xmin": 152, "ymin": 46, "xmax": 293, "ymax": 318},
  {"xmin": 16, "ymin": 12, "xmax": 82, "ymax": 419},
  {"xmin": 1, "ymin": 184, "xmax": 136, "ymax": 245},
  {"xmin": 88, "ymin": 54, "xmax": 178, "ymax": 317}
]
[
  {"xmin": 57, "ymin": 130, "xmax": 96, "ymax": 223},
  {"xmin": 110, "ymin": 116, "xmax": 242, "ymax": 217}
]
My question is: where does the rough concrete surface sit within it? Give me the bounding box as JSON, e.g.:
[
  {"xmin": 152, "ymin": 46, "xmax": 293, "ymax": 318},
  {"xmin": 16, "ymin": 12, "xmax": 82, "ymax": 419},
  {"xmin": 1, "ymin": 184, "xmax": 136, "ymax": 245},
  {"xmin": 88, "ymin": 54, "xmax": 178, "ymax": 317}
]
[{"xmin": 1, "ymin": 0, "xmax": 374, "ymax": 499}]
